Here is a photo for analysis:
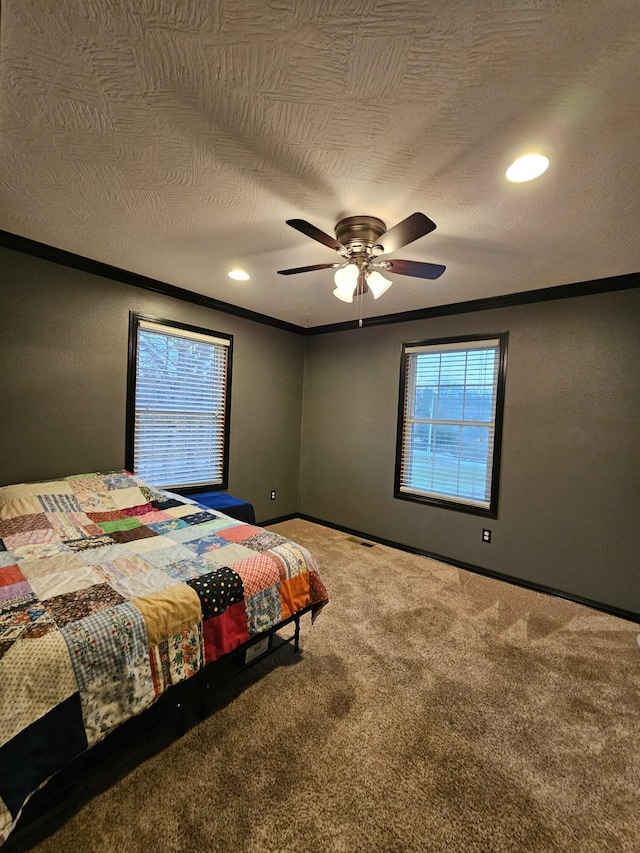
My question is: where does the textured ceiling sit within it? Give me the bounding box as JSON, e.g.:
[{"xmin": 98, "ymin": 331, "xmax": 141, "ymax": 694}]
[{"xmin": 1, "ymin": 0, "xmax": 639, "ymax": 327}]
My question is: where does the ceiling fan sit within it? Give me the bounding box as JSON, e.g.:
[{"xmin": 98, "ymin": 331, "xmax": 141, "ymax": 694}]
[{"xmin": 277, "ymin": 212, "xmax": 446, "ymax": 302}]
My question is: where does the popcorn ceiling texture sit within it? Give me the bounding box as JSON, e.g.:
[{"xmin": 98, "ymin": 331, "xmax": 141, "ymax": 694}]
[{"xmin": 1, "ymin": 0, "xmax": 639, "ymax": 326}]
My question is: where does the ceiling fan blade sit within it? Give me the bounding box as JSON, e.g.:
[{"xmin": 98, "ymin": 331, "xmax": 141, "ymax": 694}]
[
  {"xmin": 277, "ymin": 263, "xmax": 338, "ymax": 275},
  {"xmin": 382, "ymin": 259, "xmax": 446, "ymax": 280},
  {"xmin": 376, "ymin": 212, "xmax": 437, "ymax": 254},
  {"xmin": 286, "ymin": 219, "xmax": 347, "ymax": 253}
]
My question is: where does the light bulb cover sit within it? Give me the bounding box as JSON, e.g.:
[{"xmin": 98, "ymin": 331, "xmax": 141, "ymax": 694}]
[
  {"xmin": 366, "ymin": 270, "xmax": 393, "ymax": 299},
  {"xmin": 333, "ymin": 264, "xmax": 358, "ymax": 302},
  {"xmin": 333, "ymin": 286, "xmax": 354, "ymax": 303},
  {"xmin": 334, "ymin": 264, "xmax": 358, "ymax": 287}
]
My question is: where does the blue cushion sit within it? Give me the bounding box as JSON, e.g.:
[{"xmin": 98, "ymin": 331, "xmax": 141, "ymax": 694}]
[{"xmin": 190, "ymin": 491, "xmax": 255, "ymax": 524}]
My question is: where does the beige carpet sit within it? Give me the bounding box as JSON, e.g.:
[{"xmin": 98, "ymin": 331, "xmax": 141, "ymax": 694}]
[{"xmin": 7, "ymin": 520, "xmax": 640, "ymax": 853}]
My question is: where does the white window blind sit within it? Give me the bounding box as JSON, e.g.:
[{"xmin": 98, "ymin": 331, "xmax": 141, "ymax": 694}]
[
  {"xmin": 133, "ymin": 319, "xmax": 231, "ymax": 489},
  {"xmin": 397, "ymin": 337, "xmax": 505, "ymax": 513}
]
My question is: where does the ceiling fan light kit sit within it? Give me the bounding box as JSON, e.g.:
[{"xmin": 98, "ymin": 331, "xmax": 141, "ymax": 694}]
[{"xmin": 278, "ymin": 212, "xmax": 446, "ymax": 306}]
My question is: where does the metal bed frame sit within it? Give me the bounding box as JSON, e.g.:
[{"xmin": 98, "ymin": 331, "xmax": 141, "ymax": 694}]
[{"xmin": 7, "ymin": 605, "xmax": 316, "ymax": 850}]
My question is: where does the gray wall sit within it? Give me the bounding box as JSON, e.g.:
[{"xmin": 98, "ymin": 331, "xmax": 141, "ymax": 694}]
[
  {"xmin": 2, "ymin": 245, "xmax": 639, "ymax": 615},
  {"xmin": 0, "ymin": 248, "xmax": 305, "ymax": 523},
  {"xmin": 300, "ymin": 289, "xmax": 640, "ymax": 615}
]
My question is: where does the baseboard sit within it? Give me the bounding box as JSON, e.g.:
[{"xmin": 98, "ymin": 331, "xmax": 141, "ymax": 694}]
[
  {"xmin": 294, "ymin": 514, "xmax": 640, "ymax": 626},
  {"xmin": 259, "ymin": 513, "xmax": 299, "ymax": 526}
]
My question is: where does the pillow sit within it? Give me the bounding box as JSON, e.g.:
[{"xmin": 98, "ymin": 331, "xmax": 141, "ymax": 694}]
[{"xmin": 0, "ymin": 471, "xmax": 152, "ymax": 519}]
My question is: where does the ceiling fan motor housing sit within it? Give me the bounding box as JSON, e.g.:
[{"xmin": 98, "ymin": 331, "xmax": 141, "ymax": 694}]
[{"xmin": 335, "ymin": 216, "xmax": 387, "ymax": 254}]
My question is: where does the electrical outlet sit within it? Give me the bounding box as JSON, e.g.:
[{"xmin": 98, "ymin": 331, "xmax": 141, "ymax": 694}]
[
  {"xmin": 482, "ymin": 528, "xmax": 491, "ymax": 543},
  {"xmin": 270, "ymin": 490, "xmax": 276, "ymax": 501}
]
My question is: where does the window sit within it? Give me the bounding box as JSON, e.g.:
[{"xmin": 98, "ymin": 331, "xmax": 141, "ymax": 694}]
[
  {"xmin": 126, "ymin": 314, "xmax": 232, "ymax": 491},
  {"xmin": 395, "ymin": 334, "xmax": 507, "ymax": 517}
]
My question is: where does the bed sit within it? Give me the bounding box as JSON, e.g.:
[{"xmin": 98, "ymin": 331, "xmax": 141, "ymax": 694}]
[{"xmin": 0, "ymin": 471, "xmax": 328, "ymax": 846}]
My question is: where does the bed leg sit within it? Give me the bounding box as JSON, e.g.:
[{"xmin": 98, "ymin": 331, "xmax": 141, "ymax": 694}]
[
  {"xmin": 199, "ymin": 675, "xmax": 209, "ymax": 719},
  {"xmin": 294, "ymin": 613, "xmax": 301, "ymax": 653},
  {"xmin": 175, "ymin": 700, "xmax": 186, "ymax": 736}
]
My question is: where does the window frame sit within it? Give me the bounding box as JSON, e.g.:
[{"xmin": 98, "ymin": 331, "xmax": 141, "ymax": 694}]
[
  {"xmin": 394, "ymin": 333, "xmax": 508, "ymax": 518},
  {"xmin": 125, "ymin": 312, "xmax": 233, "ymax": 494}
]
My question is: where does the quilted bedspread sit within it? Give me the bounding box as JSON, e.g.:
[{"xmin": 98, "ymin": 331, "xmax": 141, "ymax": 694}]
[{"xmin": 0, "ymin": 472, "xmax": 327, "ymax": 844}]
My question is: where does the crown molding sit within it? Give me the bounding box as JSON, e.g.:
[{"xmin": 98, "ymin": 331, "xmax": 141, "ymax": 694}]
[
  {"xmin": 305, "ymin": 271, "xmax": 640, "ymax": 334},
  {"xmin": 0, "ymin": 230, "xmax": 304, "ymax": 335},
  {"xmin": 2, "ymin": 230, "xmax": 638, "ymax": 336}
]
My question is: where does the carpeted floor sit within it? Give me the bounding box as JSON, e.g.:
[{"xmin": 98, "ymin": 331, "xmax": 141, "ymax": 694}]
[{"xmin": 6, "ymin": 520, "xmax": 640, "ymax": 852}]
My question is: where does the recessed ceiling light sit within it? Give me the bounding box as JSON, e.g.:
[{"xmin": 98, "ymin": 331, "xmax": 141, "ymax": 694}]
[
  {"xmin": 506, "ymin": 153, "xmax": 549, "ymax": 183},
  {"xmin": 228, "ymin": 269, "xmax": 250, "ymax": 281}
]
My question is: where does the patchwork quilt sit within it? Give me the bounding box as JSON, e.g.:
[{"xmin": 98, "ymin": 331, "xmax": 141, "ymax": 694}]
[{"xmin": 0, "ymin": 472, "xmax": 328, "ymax": 845}]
